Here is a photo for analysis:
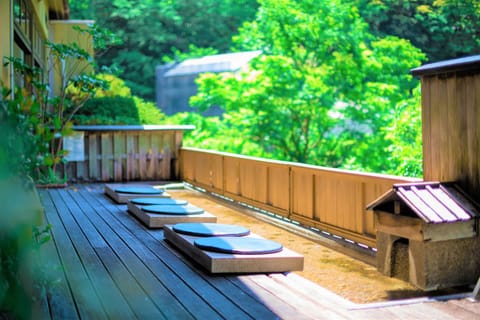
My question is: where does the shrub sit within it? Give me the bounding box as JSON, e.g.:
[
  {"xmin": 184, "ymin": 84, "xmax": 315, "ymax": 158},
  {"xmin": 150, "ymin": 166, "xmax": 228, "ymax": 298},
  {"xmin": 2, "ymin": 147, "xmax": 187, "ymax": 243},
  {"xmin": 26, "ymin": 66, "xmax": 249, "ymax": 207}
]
[
  {"xmin": 73, "ymin": 96, "xmax": 139, "ymax": 124},
  {"xmin": 134, "ymin": 96, "xmax": 166, "ymax": 124},
  {"xmin": 72, "ymin": 73, "xmax": 167, "ymax": 125}
]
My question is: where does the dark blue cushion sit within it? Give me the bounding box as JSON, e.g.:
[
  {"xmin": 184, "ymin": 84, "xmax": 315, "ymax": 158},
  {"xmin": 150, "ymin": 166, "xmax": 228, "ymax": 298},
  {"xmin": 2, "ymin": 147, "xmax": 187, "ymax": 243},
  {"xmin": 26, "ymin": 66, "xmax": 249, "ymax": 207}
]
[
  {"xmin": 172, "ymin": 223, "xmax": 250, "ymax": 237},
  {"xmin": 194, "ymin": 236, "xmax": 283, "ymax": 254},
  {"xmin": 142, "ymin": 205, "xmax": 204, "ymax": 215},
  {"xmin": 114, "ymin": 186, "xmax": 164, "ymax": 194}
]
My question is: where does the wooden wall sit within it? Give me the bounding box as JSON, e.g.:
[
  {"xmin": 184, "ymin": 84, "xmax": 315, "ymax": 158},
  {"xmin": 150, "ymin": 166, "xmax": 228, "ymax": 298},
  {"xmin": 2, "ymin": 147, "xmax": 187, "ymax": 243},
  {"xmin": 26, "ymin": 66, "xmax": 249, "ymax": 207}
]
[
  {"xmin": 413, "ymin": 57, "xmax": 480, "ymax": 197},
  {"xmin": 62, "ymin": 126, "xmax": 193, "ymax": 182},
  {"xmin": 180, "ymin": 148, "xmax": 418, "ymax": 248}
]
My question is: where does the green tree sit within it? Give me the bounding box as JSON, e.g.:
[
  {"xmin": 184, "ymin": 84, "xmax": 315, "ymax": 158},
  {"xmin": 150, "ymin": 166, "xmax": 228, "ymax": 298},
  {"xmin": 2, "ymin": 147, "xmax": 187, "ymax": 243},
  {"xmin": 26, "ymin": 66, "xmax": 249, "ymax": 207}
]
[
  {"xmin": 69, "ymin": 0, "xmax": 259, "ymax": 100},
  {"xmin": 192, "ymin": 0, "xmax": 425, "ymax": 176},
  {"xmin": 73, "ymin": 74, "xmax": 167, "ymax": 125},
  {"xmin": 356, "ymin": 0, "xmax": 480, "ymax": 62}
]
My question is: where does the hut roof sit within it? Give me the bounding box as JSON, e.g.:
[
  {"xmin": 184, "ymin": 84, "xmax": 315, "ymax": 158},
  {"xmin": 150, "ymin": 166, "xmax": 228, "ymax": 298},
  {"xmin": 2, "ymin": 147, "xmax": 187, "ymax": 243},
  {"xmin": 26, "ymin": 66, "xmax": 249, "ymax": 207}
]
[{"xmin": 367, "ymin": 182, "xmax": 480, "ymax": 224}]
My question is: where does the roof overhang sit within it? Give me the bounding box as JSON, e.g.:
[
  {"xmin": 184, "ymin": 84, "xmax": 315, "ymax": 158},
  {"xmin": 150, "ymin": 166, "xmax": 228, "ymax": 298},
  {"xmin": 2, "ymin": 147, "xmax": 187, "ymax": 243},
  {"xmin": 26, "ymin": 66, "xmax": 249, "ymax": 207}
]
[
  {"xmin": 367, "ymin": 181, "xmax": 480, "ymax": 224},
  {"xmin": 410, "ymin": 55, "xmax": 480, "ymax": 77}
]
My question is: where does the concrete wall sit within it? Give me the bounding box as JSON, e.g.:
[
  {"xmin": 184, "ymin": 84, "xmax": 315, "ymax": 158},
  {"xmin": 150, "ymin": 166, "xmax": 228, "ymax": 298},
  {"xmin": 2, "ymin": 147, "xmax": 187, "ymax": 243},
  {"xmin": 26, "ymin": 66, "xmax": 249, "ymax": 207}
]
[{"xmin": 376, "ymin": 229, "xmax": 480, "ymax": 291}]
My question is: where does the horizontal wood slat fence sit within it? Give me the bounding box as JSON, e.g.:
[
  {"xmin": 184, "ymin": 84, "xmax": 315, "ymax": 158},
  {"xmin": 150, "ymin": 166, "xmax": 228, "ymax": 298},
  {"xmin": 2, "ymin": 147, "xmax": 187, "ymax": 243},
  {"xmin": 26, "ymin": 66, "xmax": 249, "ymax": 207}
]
[
  {"xmin": 61, "ymin": 125, "xmax": 194, "ymax": 182},
  {"xmin": 180, "ymin": 147, "xmax": 419, "ymax": 248}
]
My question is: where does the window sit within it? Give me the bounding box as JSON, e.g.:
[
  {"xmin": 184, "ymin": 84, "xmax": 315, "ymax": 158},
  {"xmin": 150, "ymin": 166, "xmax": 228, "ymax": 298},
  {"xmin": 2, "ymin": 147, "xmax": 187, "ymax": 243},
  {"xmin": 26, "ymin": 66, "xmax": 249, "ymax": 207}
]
[{"xmin": 12, "ymin": 0, "xmax": 46, "ymax": 91}]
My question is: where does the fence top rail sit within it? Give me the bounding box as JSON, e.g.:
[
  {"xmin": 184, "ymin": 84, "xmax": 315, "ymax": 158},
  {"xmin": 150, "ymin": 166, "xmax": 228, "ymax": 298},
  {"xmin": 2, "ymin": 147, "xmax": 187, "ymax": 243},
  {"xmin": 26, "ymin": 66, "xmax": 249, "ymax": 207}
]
[
  {"xmin": 73, "ymin": 125, "xmax": 196, "ymax": 131},
  {"xmin": 181, "ymin": 147, "xmax": 421, "ymax": 182}
]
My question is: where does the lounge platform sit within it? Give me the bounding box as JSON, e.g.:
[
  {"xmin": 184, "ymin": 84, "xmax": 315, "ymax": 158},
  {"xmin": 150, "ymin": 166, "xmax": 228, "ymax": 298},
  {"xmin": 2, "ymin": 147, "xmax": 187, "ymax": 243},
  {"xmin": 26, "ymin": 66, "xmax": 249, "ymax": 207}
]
[
  {"xmin": 104, "ymin": 183, "xmax": 171, "ymax": 203},
  {"xmin": 37, "ymin": 183, "xmax": 480, "ymax": 319},
  {"xmin": 127, "ymin": 202, "xmax": 217, "ymax": 228},
  {"xmin": 164, "ymin": 224, "xmax": 304, "ymax": 273}
]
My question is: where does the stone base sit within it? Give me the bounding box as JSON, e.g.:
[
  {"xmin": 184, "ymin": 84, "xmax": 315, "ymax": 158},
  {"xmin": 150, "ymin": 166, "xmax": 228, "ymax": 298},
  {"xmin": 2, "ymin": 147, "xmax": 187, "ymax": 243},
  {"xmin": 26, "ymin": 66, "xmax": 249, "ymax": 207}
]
[
  {"xmin": 376, "ymin": 231, "xmax": 480, "ymax": 290},
  {"xmin": 164, "ymin": 225, "xmax": 304, "ymax": 273}
]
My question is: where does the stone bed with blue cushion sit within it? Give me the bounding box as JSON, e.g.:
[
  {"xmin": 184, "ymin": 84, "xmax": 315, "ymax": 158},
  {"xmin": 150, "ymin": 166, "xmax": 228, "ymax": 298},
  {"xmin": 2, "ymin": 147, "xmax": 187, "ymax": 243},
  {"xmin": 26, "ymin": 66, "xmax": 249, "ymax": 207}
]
[{"xmin": 164, "ymin": 222, "xmax": 304, "ymax": 273}]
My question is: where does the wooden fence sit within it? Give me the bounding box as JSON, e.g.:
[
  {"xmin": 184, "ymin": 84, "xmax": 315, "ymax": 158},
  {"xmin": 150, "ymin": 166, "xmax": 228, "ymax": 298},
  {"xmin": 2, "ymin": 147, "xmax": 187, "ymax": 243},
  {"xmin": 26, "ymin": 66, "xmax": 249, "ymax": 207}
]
[
  {"xmin": 180, "ymin": 147, "xmax": 419, "ymax": 248},
  {"xmin": 62, "ymin": 125, "xmax": 194, "ymax": 182}
]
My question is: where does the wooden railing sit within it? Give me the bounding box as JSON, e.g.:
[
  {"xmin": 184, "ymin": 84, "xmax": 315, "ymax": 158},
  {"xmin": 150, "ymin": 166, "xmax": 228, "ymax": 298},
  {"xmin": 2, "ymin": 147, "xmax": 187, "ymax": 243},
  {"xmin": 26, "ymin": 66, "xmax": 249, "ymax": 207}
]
[
  {"xmin": 180, "ymin": 147, "xmax": 420, "ymax": 248},
  {"xmin": 62, "ymin": 125, "xmax": 194, "ymax": 182}
]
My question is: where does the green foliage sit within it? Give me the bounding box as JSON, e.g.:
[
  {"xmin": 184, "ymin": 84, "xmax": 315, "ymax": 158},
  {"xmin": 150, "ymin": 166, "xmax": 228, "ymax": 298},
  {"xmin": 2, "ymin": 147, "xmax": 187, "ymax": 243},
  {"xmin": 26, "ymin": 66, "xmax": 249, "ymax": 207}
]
[
  {"xmin": 357, "ymin": 0, "xmax": 480, "ymax": 61},
  {"xmin": 94, "ymin": 73, "xmax": 132, "ymax": 98},
  {"xmin": 74, "ymin": 96, "xmax": 139, "ymax": 124},
  {"xmin": 72, "ymin": 73, "xmax": 166, "ymax": 125},
  {"xmin": 134, "ymin": 97, "xmax": 167, "ymax": 124},
  {"xmin": 168, "ymin": 112, "xmax": 267, "ymax": 157},
  {"xmin": 163, "ymin": 45, "xmax": 219, "ymax": 63},
  {"xmin": 192, "ymin": 0, "xmax": 425, "ymax": 177},
  {"xmin": 70, "ymin": 0, "xmax": 259, "ymax": 100},
  {"xmin": 386, "ymin": 90, "xmax": 423, "ymax": 177}
]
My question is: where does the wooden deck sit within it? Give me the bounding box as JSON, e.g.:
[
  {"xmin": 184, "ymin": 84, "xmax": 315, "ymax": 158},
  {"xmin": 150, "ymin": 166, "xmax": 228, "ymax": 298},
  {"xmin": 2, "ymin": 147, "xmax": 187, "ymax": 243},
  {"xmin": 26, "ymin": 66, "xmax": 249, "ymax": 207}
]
[{"xmin": 37, "ymin": 184, "xmax": 480, "ymax": 319}]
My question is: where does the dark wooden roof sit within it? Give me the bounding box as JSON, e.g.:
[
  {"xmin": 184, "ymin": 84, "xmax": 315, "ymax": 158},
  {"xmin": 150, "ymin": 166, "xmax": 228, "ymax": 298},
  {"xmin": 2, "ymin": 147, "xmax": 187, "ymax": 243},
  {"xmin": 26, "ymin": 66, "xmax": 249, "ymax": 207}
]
[
  {"xmin": 410, "ymin": 55, "xmax": 480, "ymax": 77},
  {"xmin": 367, "ymin": 182, "xmax": 480, "ymax": 224}
]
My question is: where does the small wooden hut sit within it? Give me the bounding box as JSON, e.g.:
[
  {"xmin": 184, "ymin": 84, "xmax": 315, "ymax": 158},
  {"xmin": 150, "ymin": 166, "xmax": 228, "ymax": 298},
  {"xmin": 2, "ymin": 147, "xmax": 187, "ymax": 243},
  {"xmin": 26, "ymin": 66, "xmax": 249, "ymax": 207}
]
[
  {"xmin": 368, "ymin": 55, "xmax": 480, "ymax": 290},
  {"xmin": 368, "ymin": 181, "xmax": 479, "ymax": 290}
]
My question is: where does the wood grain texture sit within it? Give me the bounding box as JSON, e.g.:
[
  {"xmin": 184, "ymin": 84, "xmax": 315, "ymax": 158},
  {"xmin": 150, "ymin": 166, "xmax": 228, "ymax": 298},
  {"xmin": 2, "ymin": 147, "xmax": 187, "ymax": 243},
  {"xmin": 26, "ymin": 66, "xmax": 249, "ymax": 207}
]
[
  {"xmin": 421, "ymin": 72, "xmax": 480, "ymax": 196},
  {"xmin": 65, "ymin": 128, "xmax": 188, "ymax": 182},
  {"xmin": 37, "ymin": 184, "xmax": 478, "ymax": 319}
]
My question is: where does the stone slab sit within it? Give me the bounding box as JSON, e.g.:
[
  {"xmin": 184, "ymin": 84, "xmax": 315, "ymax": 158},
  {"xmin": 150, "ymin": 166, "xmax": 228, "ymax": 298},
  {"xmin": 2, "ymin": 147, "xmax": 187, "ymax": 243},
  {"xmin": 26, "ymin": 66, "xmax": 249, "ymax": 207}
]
[{"xmin": 164, "ymin": 225, "xmax": 304, "ymax": 273}]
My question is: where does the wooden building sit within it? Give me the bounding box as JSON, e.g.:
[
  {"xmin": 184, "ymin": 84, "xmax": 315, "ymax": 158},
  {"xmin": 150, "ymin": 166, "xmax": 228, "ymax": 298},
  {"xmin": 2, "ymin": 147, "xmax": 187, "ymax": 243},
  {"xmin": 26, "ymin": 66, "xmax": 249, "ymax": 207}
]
[
  {"xmin": 411, "ymin": 55, "xmax": 480, "ymax": 198},
  {"xmin": 368, "ymin": 181, "xmax": 479, "ymax": 290},
  {"xmin": 0, "ymin": 0, "xmax": 92, "ymax": 93},
  {"xmin": 368, "ymin": 55, "xmax": 480, "ymax": 290}
]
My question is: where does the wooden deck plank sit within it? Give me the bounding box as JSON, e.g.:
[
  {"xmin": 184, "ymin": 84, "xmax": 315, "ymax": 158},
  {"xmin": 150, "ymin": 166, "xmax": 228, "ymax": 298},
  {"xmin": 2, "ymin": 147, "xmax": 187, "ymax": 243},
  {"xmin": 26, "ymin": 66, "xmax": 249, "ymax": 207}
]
[
  {"xmin": 428, "ymin": 300, "xmax": 480, "ymax": 320},
  {"xmin": 40, "ymin": 191, "xmax": 107, "ymax": 319},
  {"xmin": 81, "ymin": 184, "xmax": 291, "ymax": 319},
  {"xmin": 74, "ymin": 187, "xmax": 219, "ymax": 319},
  {"xmin": 38, "ymin": 191, "xmax": 80, "ymax": 320},
  {"xmin": 78, "ymin": 184, "xmax": 267, "ymax": 320},
  {"xmin": 48, "ymin": 190, "xmax": 138, "ymax": 319},
  {"xmin": 51, "ymin": 188, "xmax": 165, "ymax": 319},
  {"xmin": 38, "ymin": 184, "xmax": 479, "ymax": 320},
  {"xmin": 62, "ymin": 188, "xmax": 195, "ymax": 320},
  {"xmin": 230, "ymin": 276, "xmax": 316, "ymax": 320}
]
